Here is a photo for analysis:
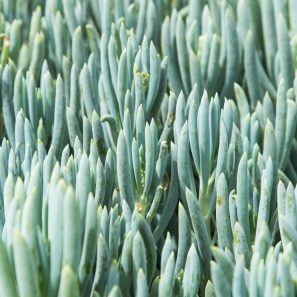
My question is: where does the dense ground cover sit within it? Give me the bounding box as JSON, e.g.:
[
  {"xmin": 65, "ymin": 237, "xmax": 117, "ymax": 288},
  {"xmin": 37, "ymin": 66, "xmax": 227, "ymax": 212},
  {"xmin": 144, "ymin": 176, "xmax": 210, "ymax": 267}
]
[{"xmin": 0, "ymin": 0, "xmax": 297, "ymax": 296}]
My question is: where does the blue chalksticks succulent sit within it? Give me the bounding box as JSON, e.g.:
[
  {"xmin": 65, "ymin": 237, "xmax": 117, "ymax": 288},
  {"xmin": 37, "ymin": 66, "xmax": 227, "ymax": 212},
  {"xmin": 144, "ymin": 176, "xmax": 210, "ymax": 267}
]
[{"xmin": 0, "ymin": 0, "xmax": 297, "ymax": 296}]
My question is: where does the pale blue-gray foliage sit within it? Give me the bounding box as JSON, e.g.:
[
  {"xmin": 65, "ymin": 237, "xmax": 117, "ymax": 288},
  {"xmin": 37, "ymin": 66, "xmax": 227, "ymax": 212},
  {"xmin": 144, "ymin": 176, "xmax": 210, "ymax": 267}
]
[{"xmin": 0, "ymin": 0, "xmax": 297, "ymax": 296}]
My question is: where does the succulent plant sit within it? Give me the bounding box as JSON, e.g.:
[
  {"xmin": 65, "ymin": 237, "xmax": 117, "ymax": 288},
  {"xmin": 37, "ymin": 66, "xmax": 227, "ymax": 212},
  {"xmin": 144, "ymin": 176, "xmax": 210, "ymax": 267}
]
[{"xmin": 0, "ymin": 0, "xmax": 297, "ymax": 296}]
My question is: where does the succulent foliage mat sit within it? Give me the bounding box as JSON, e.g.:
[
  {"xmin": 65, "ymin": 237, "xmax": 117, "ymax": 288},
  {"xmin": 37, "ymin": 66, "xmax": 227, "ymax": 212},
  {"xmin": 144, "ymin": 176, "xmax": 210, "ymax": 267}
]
[{"xmin": 0, "ymin": 0, "xmax": 297, "ymax": 297}]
